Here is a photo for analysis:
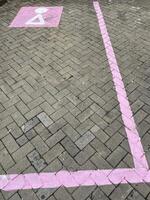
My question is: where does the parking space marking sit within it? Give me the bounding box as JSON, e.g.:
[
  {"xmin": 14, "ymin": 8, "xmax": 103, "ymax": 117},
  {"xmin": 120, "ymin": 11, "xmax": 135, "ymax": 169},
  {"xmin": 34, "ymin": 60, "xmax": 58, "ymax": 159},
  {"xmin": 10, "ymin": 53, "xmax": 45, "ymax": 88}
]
[
  {"xmin": 0, "ymin": 1, "xmax": 149, "ymax": 191},
  {"xmin": 9, "ymin": 6, "xmax": 63, "ymax": 27},
  {"xmin": 93, "ymin": 1, "xmax": 148, "ymax": 170}
]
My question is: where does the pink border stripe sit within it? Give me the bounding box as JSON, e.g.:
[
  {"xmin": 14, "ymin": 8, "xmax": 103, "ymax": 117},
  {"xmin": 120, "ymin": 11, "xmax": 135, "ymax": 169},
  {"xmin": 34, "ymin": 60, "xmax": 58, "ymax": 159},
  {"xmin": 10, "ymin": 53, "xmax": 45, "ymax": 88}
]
[
  {"xmin": 0, "ymin": 169, "xmax": 150, "ymax": 190},
  {"xmin": 0, "ymin": 1, "xmax": 149, "ymax": 191},
  {"xmin": 93, "ymin": 1, "xmax": 148, "ymax": 170}
]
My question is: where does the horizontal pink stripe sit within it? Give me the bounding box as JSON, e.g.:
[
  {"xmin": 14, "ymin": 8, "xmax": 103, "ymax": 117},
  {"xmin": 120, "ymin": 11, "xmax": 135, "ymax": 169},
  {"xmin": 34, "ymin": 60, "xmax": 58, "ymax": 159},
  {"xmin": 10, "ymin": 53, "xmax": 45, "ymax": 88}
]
[{"xmin": 0, "ymin": 168, "xmax": 150, "ymax": 191}]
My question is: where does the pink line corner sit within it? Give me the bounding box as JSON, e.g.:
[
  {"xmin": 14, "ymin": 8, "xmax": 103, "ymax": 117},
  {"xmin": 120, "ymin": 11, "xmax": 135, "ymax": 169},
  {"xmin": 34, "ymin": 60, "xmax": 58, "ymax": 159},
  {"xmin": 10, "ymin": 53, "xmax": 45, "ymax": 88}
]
[
  {"xmin": 0, "ymin": 1, "xmax": 149, "ymax": 191},
  {"xmin": 93, "ymin": 1, "xmax": 149, "ymax": 170}
]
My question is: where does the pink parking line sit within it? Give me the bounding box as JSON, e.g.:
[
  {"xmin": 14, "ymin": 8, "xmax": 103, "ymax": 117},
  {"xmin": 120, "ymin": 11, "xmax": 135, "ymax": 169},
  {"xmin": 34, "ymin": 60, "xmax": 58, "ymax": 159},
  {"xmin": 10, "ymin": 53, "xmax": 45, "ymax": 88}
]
[
  {"xmin": 0, "ymin": 169, "xmax": 150, "ymax": 190},
  {"xmin": 93, "ymin": 1, "xmax": 148, "ymax": 170},
  {"xmin": 0, "ymin": 1, "xmax": 149, "ymax": 191}
]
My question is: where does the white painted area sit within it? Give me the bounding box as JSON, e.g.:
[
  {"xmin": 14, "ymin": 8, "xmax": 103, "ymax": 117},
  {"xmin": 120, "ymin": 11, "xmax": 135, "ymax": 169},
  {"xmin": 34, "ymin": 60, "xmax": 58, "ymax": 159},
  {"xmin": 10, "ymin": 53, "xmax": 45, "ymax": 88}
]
[
  {"xmin": 35, "ymin": 7, "xmax": 48, "ymax": 14},
  {"xmin": 26, "ymin": 7, "xmax": 48, "ymax": 25}
]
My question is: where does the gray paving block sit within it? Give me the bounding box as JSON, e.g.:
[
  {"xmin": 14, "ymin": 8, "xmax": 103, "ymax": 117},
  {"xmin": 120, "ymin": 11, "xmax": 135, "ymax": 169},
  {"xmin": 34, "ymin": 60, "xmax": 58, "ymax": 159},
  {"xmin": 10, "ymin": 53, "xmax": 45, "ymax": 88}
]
[
  {"xmin": 75, "ymin": 131, "xmax": 95, "ymax": 150},
  {"xmin": 21, "ymin": 117, "xmax": 40, "ymax": 133},
  {"xmin": 37, "ymin": 112, "xmax": 53, "ymax": 127}
]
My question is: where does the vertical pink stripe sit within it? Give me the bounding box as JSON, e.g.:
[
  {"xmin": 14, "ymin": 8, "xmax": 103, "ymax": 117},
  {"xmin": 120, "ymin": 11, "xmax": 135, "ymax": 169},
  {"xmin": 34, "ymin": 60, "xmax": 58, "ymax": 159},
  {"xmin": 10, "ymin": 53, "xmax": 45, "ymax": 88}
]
[{"xmin": 93, "ymin": 1, "xmax": 149, "ymax": 169}]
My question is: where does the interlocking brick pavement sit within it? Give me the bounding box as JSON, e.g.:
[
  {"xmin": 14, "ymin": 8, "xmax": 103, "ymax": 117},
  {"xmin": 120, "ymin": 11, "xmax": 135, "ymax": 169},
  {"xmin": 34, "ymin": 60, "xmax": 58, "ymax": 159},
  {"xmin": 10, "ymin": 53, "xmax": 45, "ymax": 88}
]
[{"xmin": 0, "ymin": 0, "xmax": 150, "ymax": 199}]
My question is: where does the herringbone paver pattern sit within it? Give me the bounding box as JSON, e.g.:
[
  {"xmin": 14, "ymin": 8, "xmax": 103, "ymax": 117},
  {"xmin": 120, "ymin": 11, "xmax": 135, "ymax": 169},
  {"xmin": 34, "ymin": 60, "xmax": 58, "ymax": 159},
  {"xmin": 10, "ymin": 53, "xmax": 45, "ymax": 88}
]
[{"xmin": 0, "ymin": 0, "xmax": 150, "ymax": 199}]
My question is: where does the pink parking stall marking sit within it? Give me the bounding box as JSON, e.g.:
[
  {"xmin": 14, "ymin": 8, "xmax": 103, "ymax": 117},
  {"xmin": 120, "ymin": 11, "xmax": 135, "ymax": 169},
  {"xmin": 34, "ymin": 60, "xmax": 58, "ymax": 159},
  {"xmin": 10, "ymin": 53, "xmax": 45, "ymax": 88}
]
[
  {"xmin": 9, "ymin": 6, "xmax": 63, "ymax": 27},
  {"xmin": 0, "ymin": 1, "xmax": 149, "ymax": 191},
  {"xmin": 0, "ymin": 169, "xmax": 150, "ymax": 191},
  {"xmin": 93, "ymin": 1, "xmax": 149, "ymax": 170}
]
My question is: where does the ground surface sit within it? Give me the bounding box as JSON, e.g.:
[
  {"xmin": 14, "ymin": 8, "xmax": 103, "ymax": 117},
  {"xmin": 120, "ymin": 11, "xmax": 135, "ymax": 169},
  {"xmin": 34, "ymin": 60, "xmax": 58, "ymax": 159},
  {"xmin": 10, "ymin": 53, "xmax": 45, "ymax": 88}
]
[{"xmin": 0, "ymin": 0, "xmax": 150, "ymax": 199}]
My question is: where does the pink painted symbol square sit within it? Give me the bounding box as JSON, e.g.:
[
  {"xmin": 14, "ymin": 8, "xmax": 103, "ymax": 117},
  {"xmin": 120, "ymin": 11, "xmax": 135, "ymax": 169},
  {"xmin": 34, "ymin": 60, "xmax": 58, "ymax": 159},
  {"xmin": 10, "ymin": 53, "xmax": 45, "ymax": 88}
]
[{"xmin": 9, "ymin": 6, "xmax": 63, "ymax": 28}]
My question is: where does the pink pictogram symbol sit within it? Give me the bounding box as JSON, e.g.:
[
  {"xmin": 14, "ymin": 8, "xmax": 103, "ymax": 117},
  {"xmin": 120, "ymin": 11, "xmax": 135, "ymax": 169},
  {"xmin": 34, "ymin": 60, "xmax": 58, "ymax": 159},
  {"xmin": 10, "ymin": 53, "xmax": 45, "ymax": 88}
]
[
  {"xmin": 25, "ymin": 7, "xmax": 48, "ymax": 25},
  {"xmin": 9, "ymin": 6, "xmax": 63, "ymax": 28}
]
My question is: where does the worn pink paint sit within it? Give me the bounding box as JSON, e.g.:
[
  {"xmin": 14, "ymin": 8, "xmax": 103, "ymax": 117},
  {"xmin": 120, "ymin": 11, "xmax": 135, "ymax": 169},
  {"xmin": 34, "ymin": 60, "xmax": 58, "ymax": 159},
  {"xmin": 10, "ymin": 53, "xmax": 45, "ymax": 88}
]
[
  {"xmin": 93, "ymin": 1, "xmax": 148, "ymax": 170},
  {"xmin": 9, "ymin": 7, "xmax": 63, "ymax": 27},
  {"xmin": 1, "ymin": 1, "xmax": 149, "ymax": 191},
  {"xmin": 0, "ymin": 169, "xmax": 150, "ymax": 190}
]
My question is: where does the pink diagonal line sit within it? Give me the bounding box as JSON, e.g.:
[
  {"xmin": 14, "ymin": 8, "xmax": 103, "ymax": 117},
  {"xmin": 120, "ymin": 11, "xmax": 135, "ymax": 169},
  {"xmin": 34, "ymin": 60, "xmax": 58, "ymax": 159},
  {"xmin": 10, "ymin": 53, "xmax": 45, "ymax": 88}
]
[{"xmin": 93, "ymin": 1, "xmax": 149, "ymax": 169}]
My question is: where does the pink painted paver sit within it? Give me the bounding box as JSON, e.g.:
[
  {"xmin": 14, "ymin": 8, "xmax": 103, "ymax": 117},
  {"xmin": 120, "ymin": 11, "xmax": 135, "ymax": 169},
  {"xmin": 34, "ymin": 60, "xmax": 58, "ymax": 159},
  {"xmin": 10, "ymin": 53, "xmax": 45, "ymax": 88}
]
[
  {"xmin": 1, "ymin": 1, "xmax": 149, "ymax": 191},
  {"xmin": 9, "ymin": 6, "xmax": 63, "ymax": 27}
]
